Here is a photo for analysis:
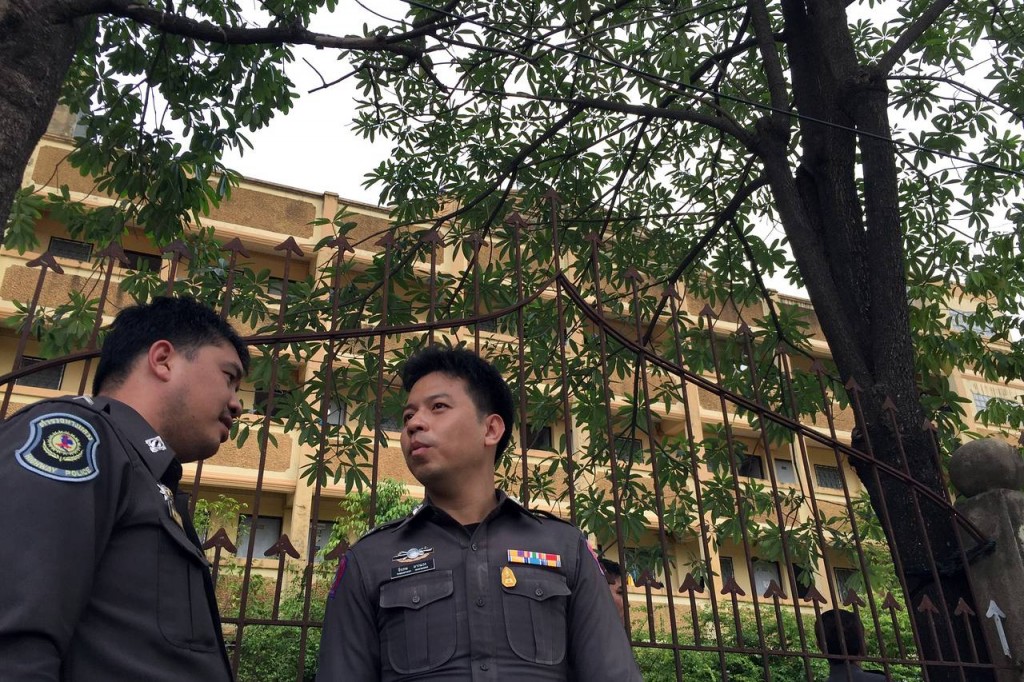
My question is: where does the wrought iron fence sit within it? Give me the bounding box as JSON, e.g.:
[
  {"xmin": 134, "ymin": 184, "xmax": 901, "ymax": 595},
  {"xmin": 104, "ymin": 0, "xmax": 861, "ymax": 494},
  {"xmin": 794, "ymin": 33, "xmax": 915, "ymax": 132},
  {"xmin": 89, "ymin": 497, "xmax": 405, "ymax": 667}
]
[{"xmin": 0, "ymin": 198, "xmax": 1007, "ymax": 681}]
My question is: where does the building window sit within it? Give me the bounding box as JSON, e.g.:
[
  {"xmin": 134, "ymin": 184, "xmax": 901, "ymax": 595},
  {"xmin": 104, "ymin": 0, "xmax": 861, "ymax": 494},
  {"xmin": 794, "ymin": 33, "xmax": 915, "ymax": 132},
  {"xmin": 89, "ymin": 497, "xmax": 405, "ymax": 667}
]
[
  {"xmin": 815, "ymin": 464, "xmax": 843, "ymax": 489},
  {"xmin": 325, "ymin": 400, "xmax": 346, "ymax": 426},
  {"xmin": 235, "ymin": 515, "xmax": 284, "ymax": 558},
  {"xmin": 248, "ymin": 388, "xmax": 278, "ymax": 418},
  {"xmin": 720, "ymin": 556, "xmax": 735, "ymax": 583},
  {"xmin": 752, "ymin": 559, "xmax": 781, "ymax": 596},
  {"xmin": 313, "ymin": 521, "xmax": 336, "ymax": 562},
  {"xmin": 738, "ymin": 454, "xmax": 765, "ymax": 479},
  {"xmin": 947, "ymin": 309, "xmax": 995, "ymax": 336},
  {"xmin": 525, "ymin": 424, "xmax": 553, "ymax": 450},
  {"xmin": 378, "ymin": 413, "xmax": 402, "ymax": 433},
  {"xmin": 15, "ymin": 356, "xmax": 64, "ymax": 390},
  {"xmin": 972, "ymin": 392, "xmax": 992, "ymax": 412},
  {"xmin": 792, "ymin": 564, "xmax": 814, "ymax": 599},
  {"xmin": 774, "ymin": 458, "xmax": 796, "ymax": 484},
  {"xmin": 48, "ymin": 237, "xmax": 92, "ymax": 262},
  {"xmin": 834, "ymin": 567, "xmax": 859, "ymax": 596},
  {"xmin": 123, "ymin": 250, "xmax": 162, "ymax": 272},
  {"xmin": 614, "ymin": 436, "xmax": 644, "ymax": 463}
]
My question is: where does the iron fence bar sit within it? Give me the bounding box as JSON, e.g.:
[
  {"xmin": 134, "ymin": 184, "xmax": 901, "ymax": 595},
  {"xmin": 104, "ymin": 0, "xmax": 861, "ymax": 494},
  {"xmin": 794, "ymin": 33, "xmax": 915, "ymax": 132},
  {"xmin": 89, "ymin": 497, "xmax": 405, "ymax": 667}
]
[
  {"xmin": 788, "ymin": 353, "xmax": 893, "ymax": 679},
  {"xmin": 76, "ymin": 243, "xmax": 128, "ymax": 396},
  {"xmin": 1, "ymin": 253, "xmax": 63, "ymax": 419},
  {"xmin": 509, "ymin": 214, "xmax": 531, "ymax": 506},
  {"xmin": 547, "ymin": 192, "xmax": 578, "ymax": 525},
  {"xmin": 665, "ymin": 288, "xmax": 729, "ymax": 679},
  {"xmin": 586, "ymin": 232, "xmax": 634, "ymax": 643},
  {"xmin": 367, "ymin": 232, "xmax": 395, "ymax": 528},
  {"xmin": 702, "ymin": 306, "xmax": 772, "ymax": 682},
  {"xmin": 627, "ymin": 271, "xmax": 683, "ymax": 679},
  {"xmin": 923, "ymin": 419, "xmax": 987, "ymax": 666},
  {"xmin": 294, "ymin": 233, "xmax": 355, "ymax": 682},
  {"xmin": 736, "ymin": 325, "xmax": 814, "ymax": 680},
  {"xmin": 162, "ymin": 240, "xmax": 189, "ymax": 296},
  {"xmin": 882, "ymin": 399, "xmax": 966, "ymax": 678},
  {"xmin": 844, "ymin": 382, "xmax": 932, "ymax": 682},
  {"xmin": 228, "ymin": 236, "xmax": 300, "ymax": 672},
  {"xmin": 191, "ymin": 238, "xmax": 250, "ymax": 515}
]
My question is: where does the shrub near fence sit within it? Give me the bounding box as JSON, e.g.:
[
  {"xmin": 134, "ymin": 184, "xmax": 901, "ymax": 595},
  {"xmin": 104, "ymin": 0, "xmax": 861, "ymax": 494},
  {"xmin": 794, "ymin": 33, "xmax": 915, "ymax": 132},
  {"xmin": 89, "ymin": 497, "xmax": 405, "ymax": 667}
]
[{"xmin": 634, "ymin": 604, "xmax": 920, "ymax": 681}]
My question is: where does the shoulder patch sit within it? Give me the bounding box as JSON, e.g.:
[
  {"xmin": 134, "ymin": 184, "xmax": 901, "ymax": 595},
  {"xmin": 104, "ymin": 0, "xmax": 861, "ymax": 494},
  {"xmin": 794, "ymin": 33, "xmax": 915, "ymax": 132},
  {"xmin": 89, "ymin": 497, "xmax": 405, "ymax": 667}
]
[
  {"xmin": 328, "ymin": 554, "xmax": 348, "ymax": 599},
  {"xmin": 15, "ymin": 412, "xmax": 100, "ymax": 483}
]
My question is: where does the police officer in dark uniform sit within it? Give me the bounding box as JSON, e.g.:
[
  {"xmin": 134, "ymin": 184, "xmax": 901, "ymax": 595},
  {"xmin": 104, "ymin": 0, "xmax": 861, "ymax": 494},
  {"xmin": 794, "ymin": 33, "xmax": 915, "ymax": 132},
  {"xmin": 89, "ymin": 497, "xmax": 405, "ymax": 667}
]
[
  {"xmin": 318, "ymin": 347, "xmax": 641, "ymax": 681},
  {"xmin": 0, "ymin": 296, "xmax": 248, "ymax": 681}
]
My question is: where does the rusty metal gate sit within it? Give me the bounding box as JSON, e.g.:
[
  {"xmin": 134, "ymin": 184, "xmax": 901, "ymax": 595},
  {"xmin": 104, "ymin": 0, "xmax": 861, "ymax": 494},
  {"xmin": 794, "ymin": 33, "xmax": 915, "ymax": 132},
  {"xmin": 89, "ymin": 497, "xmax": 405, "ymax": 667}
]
[{"xmin": 0, "ymin": 197, "xmax": 1008, "ymax": 681}]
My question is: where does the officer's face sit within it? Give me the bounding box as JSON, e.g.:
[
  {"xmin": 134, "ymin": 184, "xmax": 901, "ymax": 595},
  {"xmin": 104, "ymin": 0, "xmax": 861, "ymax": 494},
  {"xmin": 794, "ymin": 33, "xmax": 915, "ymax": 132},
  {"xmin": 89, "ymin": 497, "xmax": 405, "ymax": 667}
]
[
  {"xmin": 400, "ymin": 371, "xmax": 503, "ymax": 491},
  {"xmin": 165, "ymin": 341, "xmax": 244, "ymax": 462}
]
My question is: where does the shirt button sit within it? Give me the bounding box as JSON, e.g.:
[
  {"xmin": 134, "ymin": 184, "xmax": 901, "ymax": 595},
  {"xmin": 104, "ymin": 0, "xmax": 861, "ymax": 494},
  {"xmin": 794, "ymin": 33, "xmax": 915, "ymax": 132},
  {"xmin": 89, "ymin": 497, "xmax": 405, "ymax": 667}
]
[
  {"xmin": 476, "ymin": 597, "xmax": 485, "ymax": 607},
  {"xmin": 412, "ymin": 595, "xmax": 421, "ymax": 604},
  {"xmin": 480, "ymin": 663, "xmax": 489, "ymax": 671},
  {"xmin": 535, "ymin": 588, "xmax": 544, "ymax": 597},
  {"xmin": 471, "ymin": 543, "xmax": 478, "ymax": 551}
]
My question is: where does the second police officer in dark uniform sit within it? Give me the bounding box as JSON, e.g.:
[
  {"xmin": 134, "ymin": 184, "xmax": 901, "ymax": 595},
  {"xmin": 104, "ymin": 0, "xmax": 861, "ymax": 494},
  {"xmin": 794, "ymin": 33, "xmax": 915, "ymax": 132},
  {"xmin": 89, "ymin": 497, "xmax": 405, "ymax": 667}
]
[
  {"xmin": 318, "ymin": 347, "xmax": 642, "ymax": 681},
  {"xmin": 0, "ymin": 297, "xmax": 248, "ymax": 681}
]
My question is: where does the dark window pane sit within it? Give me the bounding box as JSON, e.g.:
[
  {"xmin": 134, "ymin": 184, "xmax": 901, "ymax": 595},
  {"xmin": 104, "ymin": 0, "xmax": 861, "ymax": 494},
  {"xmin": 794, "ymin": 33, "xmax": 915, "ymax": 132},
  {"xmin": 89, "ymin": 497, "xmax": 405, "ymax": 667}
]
[
  {"xmin": 614, "ymin": 436, "xmax": 643, "ymax": 463},
  {"xmin": 49, "ymin": 237, "xmax": 92, "ymax": 262},
  {"xmin": 525, "ymin": 424, "xmax": 552, "ymax": 450},
  {"xmin": 325, "ymin": 400, "xmax": 346, "ymax": 426},
  {"xmin": 15, "ymin": 356, "xmax": 64, "ymax": 390},
  {"xmin": 738, "ymin": 454, "xmax": 764, "ymax": 479},
  {"xmin": 235, "ymin": 515, "xmax": 283, "ymax": 558},
  {"xmin": 314, "ymin": 521, "xmax": 336, "ymax": 563},
  {"xmin": 123, "ymin": 250, "xmax": 162, "ymax": 272},
  {"xmin": 378, "ymin": 413, "xmax": 402, "ymax": 432},
  {"xmin": 815, "ymin": 464, "xmax": 843, "ymax": 489},
  {"xmin": 720, "ymin": 556, "xmax": 735, "ymax": 582},
  {"xmin": 834, "ymin": 567, "xmax": 859, "ymax": 596}
]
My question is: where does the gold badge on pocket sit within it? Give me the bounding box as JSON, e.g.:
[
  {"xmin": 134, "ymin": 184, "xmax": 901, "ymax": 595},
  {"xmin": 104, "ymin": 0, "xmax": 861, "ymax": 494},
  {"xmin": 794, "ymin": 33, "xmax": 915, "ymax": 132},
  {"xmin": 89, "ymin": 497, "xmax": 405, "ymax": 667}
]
[{"xmin": 501, "ymin": 565, "xmax": 517, "ymax": 588}]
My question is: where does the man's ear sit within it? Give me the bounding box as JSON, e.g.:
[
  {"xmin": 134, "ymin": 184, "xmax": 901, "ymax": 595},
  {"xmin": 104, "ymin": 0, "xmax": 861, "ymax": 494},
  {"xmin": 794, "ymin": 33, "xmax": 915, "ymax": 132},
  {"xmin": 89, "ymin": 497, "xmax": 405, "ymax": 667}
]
[
  {"xmin": 483, "ymin": 413, "xmax": 505, "ymax": 448},
  {"xmin": 147, "ymin": 340, "xmax": 176, "ymax": 382}
]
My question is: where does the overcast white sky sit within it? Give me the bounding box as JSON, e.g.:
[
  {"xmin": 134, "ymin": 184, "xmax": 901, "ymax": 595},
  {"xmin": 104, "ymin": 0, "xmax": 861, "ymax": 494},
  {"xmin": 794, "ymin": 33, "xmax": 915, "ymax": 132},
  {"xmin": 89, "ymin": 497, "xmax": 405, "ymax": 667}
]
[{"xmin": 220, "ymin": 1, "xmax": 406, "ymax": 204}]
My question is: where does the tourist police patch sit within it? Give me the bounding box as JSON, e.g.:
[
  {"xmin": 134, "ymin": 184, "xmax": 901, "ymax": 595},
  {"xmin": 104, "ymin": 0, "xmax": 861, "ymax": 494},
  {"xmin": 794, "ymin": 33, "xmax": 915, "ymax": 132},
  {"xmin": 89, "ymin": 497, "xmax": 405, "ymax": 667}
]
[{"xmin": 15, "ymin": 413, "xmax": 100, "ymax": 482}]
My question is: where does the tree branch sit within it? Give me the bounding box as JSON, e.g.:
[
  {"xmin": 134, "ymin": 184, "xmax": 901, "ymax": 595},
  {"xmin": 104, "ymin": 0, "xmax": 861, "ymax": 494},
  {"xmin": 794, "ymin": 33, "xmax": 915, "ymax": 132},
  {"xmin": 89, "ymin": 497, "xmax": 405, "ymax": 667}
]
[
  {"xmin": 876, "ymin": 0, "xmax": 957, "ymax": 74},
  {"xmin": 54, "ymin": 0, "xmax": 469, "ymax": 58},
  {"xmin": 568, "ymin": 96, "xmax": 753, "ymax": 148},
  {"xmin": 746, "ymin": 0, "xmax": 790, "ymax": 122}
]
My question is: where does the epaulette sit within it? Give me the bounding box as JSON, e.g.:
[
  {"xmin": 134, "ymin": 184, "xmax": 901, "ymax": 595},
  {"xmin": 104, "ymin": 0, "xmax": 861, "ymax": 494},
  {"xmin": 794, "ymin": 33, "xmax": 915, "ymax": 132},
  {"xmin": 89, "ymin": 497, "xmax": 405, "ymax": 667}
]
[
  {"xmin": 355, "ymin": 514, "xmax": 411, "ymax": 543},
  {"xmin": 4, "ymin": 395, "xmax": 96, "ymax": 422},
  {"xmin": 528, "ymin": 508, "xmax": 575, "ymax": 526}
]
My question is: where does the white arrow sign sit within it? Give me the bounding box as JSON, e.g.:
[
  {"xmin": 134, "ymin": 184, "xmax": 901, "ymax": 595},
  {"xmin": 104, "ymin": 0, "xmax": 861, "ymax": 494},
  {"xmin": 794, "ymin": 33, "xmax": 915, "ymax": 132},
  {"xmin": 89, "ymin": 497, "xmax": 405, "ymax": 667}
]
[{"xmin": 986, "ymin": 600, "xmax": 1011, "ymax": 658}]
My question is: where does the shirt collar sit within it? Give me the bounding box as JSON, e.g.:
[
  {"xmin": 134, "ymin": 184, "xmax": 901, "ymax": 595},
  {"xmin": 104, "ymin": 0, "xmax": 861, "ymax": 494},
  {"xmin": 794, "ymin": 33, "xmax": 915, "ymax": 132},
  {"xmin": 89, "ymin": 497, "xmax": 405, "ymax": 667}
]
[
  {"xmin": 91, "ymin": 396, "xmax": 181, "ymax": 485},
  {"xmin": 392, "ymin": 489, "xmax": 538, "ymax": 532}
]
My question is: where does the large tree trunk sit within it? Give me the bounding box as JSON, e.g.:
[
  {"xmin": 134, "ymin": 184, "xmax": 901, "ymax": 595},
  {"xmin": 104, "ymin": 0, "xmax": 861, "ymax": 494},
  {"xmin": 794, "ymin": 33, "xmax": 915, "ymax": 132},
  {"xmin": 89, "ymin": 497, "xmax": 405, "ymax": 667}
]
[
  {"xmin": 0, "ymin": 1, "xmax": 83, "ymax": 238},
  {"xmin": 763, "ymin": 1, "xmax": 992, "ymax": 677}
]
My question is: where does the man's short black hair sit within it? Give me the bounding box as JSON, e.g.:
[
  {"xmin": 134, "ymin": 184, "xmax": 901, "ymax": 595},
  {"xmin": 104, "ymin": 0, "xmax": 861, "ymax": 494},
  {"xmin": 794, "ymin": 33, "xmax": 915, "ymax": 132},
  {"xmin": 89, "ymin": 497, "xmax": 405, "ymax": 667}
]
[
  {"xmin": 600, "ymin": 558, "xmax": 622, "ymax": 583},
  {"xmin": 399, "ymin": 347, "xmax": 514, "ymax": 462},
  {"xmin": 817, "ymin": 609, "xmax": 866, "ymax": 658},
  {"xmin": 92, "ymin": 296, "xmax": 250, "ymax": 395}
]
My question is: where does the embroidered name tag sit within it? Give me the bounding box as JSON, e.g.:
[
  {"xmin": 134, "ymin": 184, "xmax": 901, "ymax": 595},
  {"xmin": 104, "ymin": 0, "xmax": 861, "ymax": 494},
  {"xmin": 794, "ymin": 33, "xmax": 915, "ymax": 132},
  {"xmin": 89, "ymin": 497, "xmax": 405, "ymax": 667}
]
[
  {"xmin": 508, "ymin": 549, "xmax": 562, "ymax": 568},
  {"xmin": 392, "ymin": 558, "xmax": 436, "ymax": 579}
]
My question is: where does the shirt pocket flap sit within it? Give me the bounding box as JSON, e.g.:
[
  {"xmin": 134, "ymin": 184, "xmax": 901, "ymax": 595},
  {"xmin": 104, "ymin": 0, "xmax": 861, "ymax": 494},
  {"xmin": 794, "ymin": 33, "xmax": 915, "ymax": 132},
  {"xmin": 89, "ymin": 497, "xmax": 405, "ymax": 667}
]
[
  {"xmin": 380, "ymin": 571, "xmax": 454, "ymax": 611},
  {"xmin": 502, "ymin": 571, "xmax": 571, "ymax": 602}
]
